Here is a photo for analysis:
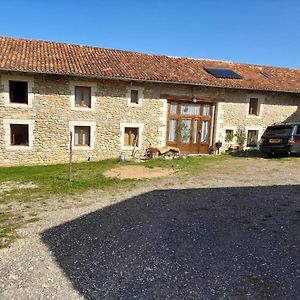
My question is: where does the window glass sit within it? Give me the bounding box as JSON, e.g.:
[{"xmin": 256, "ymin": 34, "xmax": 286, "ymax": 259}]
[
  {"xmin": 181, "ymin": 103, "xmax": 200, "ymax": 115},
  {"xmin": 249, "ymin": 98, "xmax": 259, "ymax": 115},
  {"xmin": 74, "ymin": 127, "xmax": 80, "ymax": 145},
  {"xmin": 247, "ymin": 130, "xmax": 259, "ymax": 147},
  {"xmin": 75, "ymin": 86, "xmax": 91, "ymax": 107},
  {"xmin": 130, "ymin": 90, "xmax": 139, "ymax": 104},
  {"xmin": 168, "ymin": 119, "xmax": 177, "ymax": 142},
  {"xmin": 124, "ymin": 130, "xmax": 130, "ymax": 146},
  {"xmin": 170, "ymin": 102, "xmax": 178, "ymax": 114},
  {"xmin": 225, "ymin": 129, "xmax": 234, "ymax": 142},
  {"xmin": 203, "ymin": 104, "xmax": 210, "ymax": 116},
  {"xmin": 180, "ymin": 119, "xmax": 192, "ymax": 144},
  {"xmin": 10, "ymin": 124, "xmax": 29, "ymax": 146},
  {"xmin": 201, "ymin": 121, "xmax": 209, "ymax": 142},
  {"xmin": 9, "ymin": 81, "xmax": 28, "ymax": 104},
  {"xmin": 264, "ymin": 126, "xmax": 292, "ymax": 137},
  {"xmin": 83, "ymin": 88, "xmax": 91, "ymax": 107},
  {"xmin": 124, "ymin": 127, "xmax": 139, "ymax": 146},
  {"xmin": 74, "ymin": 126, "xmax": 90, "ymax": 146},
  {"xmin": 296, "ymin": 126, "xmax": 300, "ymax": 135},
  {"xmin": 193, "ymin": 120, "xmax": 198, "ymax": 143},
  {"xmin": 82, "ymin": 127, "xmax": 90, "ymax": 145},
  {"xmin": 75, "ymin": 87, "xmax": 82, "ymax": 107}
]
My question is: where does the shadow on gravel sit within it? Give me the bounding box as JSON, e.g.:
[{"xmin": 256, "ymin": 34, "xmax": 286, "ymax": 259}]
[{"xmin": 41, "ymin": 185, "xmax": 300, "ymax": 299}]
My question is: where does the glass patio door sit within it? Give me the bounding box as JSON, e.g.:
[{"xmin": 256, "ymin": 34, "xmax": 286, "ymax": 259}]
[{"xmin": 167, "ymin": 100, "xmax": 213, "ymax": 154}]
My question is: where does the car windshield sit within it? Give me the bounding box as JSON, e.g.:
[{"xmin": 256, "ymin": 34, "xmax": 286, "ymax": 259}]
[{"xmin": 264, "ymin": 125, "xmax": 293, "ymax": 136}]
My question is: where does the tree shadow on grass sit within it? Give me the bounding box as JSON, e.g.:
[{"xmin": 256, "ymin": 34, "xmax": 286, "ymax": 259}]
[{"xmin": 41, "ymin": 185, "xmax": 300, "ymax": 299}]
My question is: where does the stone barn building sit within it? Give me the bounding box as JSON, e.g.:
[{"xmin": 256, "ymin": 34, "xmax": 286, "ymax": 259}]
[{"xmin": 0, "ymin": 36, "xmax": 299, "ymax": 166}]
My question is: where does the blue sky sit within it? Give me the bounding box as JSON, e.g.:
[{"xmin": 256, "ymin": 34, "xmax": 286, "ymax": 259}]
[{"xmin": 1, "ymin": 0, "xmax": 299, "ymax": 68}]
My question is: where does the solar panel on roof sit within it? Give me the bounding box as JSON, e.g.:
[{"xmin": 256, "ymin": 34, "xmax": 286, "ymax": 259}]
[
  {"xmin": 204, "ymin": 67, "xmax": 243, "ymax": 79},
  {"xmin": 260, "ymin": 70, "xmax": 272, "ymax": 79}
]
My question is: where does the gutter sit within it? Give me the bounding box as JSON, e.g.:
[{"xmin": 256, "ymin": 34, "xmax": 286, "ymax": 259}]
[{"xmin": 0, "ymin": 67, "xmax": 299, "ymax": 95}]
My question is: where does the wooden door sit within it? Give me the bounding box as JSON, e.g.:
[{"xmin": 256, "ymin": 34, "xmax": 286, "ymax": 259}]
[{"xmin": 166, "ymin": 100, "xmax": 213, "ymax": 154}]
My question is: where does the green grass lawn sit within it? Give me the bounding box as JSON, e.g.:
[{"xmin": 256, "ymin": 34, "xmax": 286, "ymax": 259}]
[
  {"xmin": 0, "ymin": 159, "xmax": 126, "ymax": 204},
  {"xmin": 142, "ymin": 154, "xmax": 230, "ymax": 173}
]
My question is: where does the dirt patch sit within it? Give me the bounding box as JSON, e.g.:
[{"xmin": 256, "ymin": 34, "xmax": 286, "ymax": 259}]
[
  {"xmin": 0, "ymin": 181, "xmax": 38, "ymax": 193},
  {"xmin": 104, "ymin": 165, "xmax": 175, "ymax": 179}
]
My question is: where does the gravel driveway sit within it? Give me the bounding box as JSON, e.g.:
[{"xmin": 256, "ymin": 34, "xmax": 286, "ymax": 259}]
[{"xmin": 0, "ymin": 158, "xmax": 300, "ymax": 299}]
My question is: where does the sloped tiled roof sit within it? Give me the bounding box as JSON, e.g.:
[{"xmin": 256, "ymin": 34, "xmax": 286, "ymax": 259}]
[{"xmin": 0, "ymin": 36, "xmax": 299, "ymax": 93}]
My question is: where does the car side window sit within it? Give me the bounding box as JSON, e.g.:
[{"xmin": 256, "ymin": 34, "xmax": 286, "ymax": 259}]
[{"xmin": 295, "ymin": 125, "xmax": 300, "ymax": 135}]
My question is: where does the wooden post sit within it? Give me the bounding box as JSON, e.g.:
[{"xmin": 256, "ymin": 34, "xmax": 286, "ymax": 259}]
[{"xmin": 68, "ymin": 131, "xmax": 73, "ymax": 181}]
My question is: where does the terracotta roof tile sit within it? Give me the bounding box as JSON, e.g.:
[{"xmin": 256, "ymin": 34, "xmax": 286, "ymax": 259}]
[{"xmin": 0, "ymin": 36, "xmax": 299, "ymax": 93}]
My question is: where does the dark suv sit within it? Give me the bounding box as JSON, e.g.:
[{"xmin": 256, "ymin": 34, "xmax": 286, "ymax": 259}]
[{"xmin": 260, "ymin": 122, "xmax": 300, "ymax": 156}]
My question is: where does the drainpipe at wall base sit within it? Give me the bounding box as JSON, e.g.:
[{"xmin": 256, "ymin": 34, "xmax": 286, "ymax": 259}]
[{"xmin": 211, "ymin": 103, "xmax": 217, "ymax": 154}]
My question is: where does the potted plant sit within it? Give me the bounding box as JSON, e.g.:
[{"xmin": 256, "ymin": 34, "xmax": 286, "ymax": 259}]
[
  {"xmin": 235, "ymin": 127, "xmax": 246, "ymax": 151},
  {"xmin": 175, "ymin": 123, "xmax": 191, "ymax": 143}
]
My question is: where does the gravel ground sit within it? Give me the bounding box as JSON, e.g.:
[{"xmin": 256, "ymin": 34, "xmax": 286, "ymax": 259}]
[{"xmin": 0, "ymin": 158, "xmax": 300, "ymax": 299}]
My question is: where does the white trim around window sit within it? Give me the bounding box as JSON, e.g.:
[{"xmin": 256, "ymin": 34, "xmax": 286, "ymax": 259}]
[
  {"xmin": 223, "ymin": 126, "xmax": 237, "ymax": 143},
  {"xmin": 120, "ymin": 122, "xmax": 144, "ymax": 150},
  {"xmin": 69, "ymin": 121, "xmax": 96, "ymax": 150},
  {"xmin": 126, "ymin": 86, "xmax": 144, "ymax": 107},
  {"xmin": 3, "ymin": 119, "xmax": 34, "ymax": 150},
  {"xmin": 1, "ymin": 75, "xmax": 34, "ymax": 108},
  {"xmin": 69, "ymin": 81, "xmax": 97, "ymax": 111},
  {"xmin": 245, "ymin": 94, "xmax": 265, "ymax": 119}
]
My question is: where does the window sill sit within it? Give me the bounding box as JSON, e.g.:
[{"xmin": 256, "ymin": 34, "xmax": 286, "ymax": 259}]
[
  {"xmin": 247, "ymin": 114, "xmax": 261, "ymax": 118},
  {"xmin": 121, "ymin": 146, "xmax": 141, "ymax": 151},
  {"xmin": 71, "ymin": 106, "xmax": 94, "ymax": 112},
  {"xmin": 127, "ymin": 102, "xmax": 142, "ymax": 107},
  {"xmin": 6, "ymin": 146, "xmax": 32, "ymax": 151},
  {"xmin": 6, "ymin": 103, "xmax": 30, "ymax": 108},
  {"xmin": 73, "ymin": 146, "xmax": 94, "ymax": 151}
]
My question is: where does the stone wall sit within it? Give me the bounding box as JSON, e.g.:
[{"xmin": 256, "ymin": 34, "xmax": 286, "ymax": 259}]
[
  {"xmin": 0, "ymin": 71, "xmax": 299, "ymax": 166},
  {"xmin": 218, "ymin": 89, "xmax": 300, "ymax": 150},
  {"xmin": 0, "ymin": 73, "xmax": 164, "ymax": 166}
]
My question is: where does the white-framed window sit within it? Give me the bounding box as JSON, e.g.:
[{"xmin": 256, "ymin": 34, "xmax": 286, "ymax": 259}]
[
  {"xmin": 75, "ymin": 86, "xmax": 91, "ymax": 108},
  {"xmin": 69, "ymin": 121, "xmax": 96, "ymax": 150},
  {"xmin": 3, "ymin": 119, "xmax": 34, "ymax": 150},
  {"xmin": 246, "ymin": 94, "xmax": 265, "ymax": 118},
  {"xmin": 69, "ymin": 81, "xmax": 96, "ymax": 111},
  {"xmin": 245, "ymin": 126, "xmax": 263, "ymax": 148},
  {"xmin": 75, "ymin": 126, "xmax": 91, "ymax": 146},
  {"xmin": 120, "ymin": 122, "xmax": 144, "ymax": 150},
  {"xmin": 127, "ymin": 86, "xmax": 144, "ymax": 107},
  {"xmin": 223, "ymin": 126, "xmax": 237, "ymax": 143},
  {"xmin": 223, "ymin": 125, "xmax": 237, "ymax": 142},
  {"xmin": 1, "ymin": 75, "xmax": 34, "ymax": 108},
  {"xmin": 246, "ymin": 130, "xmax": 259, "ymax": 147},
  {"xmin": 10, "ymin": 81, "xmax": 28, "ymax": 104}
]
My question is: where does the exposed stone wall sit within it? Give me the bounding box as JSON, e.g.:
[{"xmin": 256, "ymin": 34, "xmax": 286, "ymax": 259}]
[
  {"xmin": 0, "ymin": 73, "xmax": 163, "ymax": 166},
  {"xmin": 222, "ymin": 90, "xmax": 299, "ymax": 127},
  {"xmin": 95, "ymin": 80, "xmax": 161, "ymax": 159},
  {"xmin": 0, "ymin": 71, "xmax": 299, "ymax": 166},
  {"xmin": 219, "ymin": 89, "xmax": 300, "ymax": 150}
]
